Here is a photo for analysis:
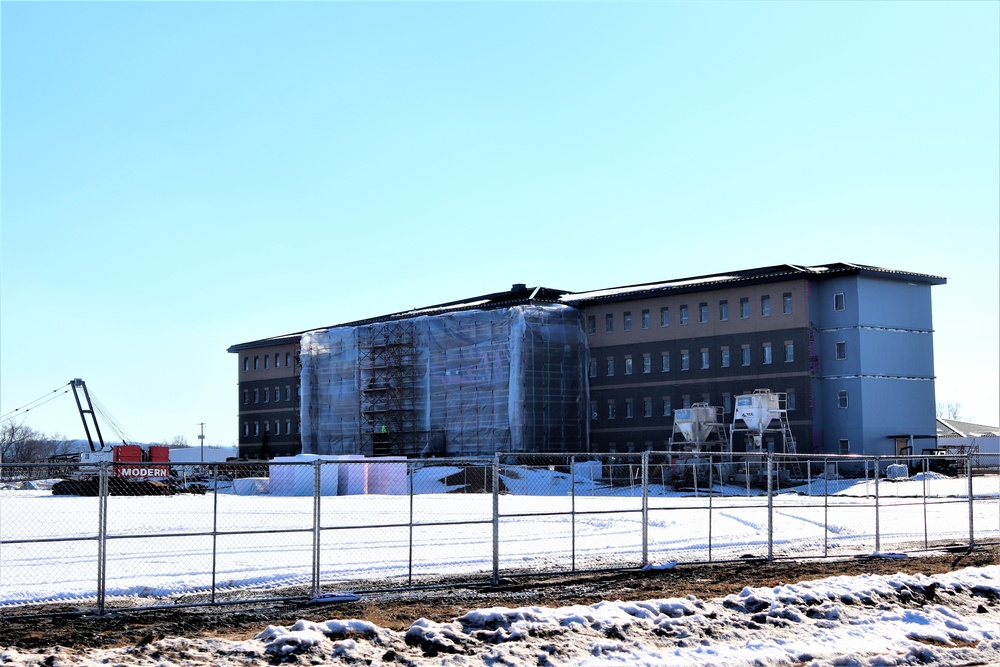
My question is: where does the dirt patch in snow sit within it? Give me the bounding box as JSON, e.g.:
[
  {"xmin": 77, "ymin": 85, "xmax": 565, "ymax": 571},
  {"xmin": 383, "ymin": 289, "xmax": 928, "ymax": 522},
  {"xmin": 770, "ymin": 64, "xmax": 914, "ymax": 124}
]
[{"xmin": 2, "ymin": 546, "xmax": 995, "ymax": 651}]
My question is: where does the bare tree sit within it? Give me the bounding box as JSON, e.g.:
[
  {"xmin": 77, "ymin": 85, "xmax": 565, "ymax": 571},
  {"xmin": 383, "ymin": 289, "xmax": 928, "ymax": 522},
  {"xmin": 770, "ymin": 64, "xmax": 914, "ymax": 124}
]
[
  {"xmin": 167, "ymin": 435, "xmax": 188, "ymax": 447},
  {"xmin": 936, "ymin": 401, "xmax": 963, "ymax": 420},
  {"xmin": 1, "ymin": 421, "xmax": 48, "ymax": 463}
]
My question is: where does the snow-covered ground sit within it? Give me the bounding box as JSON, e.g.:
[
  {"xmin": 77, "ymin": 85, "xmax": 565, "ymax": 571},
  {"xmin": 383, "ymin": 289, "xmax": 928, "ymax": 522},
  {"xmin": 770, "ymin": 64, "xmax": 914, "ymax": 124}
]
[
  {"xmin": 1, "ymin": 468, "xmax": 998, "ymax": 608},
  {"xmin": 1, "ymin": 566, "xmax": 997, "ymax": 666}
]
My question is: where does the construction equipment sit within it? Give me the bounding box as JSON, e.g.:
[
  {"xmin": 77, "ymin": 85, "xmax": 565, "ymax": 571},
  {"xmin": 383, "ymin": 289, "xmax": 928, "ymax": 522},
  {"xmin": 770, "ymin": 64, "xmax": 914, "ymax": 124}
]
[
  {"xmin": 51, "ymin": 379, "xmax": 172, "ymax": 495},
  {"xmin": 668, "ymin": 403, "xmax": 732, "ymax": 488}
]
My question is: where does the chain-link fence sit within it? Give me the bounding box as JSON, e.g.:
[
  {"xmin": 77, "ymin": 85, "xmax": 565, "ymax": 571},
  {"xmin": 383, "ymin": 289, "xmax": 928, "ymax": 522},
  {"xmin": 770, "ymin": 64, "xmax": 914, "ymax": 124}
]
[{"xmin": 1, "ymin": 452, "xmax": 997, "ymax": 617}]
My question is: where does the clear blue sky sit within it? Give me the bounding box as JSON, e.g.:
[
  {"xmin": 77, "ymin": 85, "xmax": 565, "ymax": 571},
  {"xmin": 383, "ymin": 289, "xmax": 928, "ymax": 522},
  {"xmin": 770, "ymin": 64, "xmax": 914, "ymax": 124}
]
[{"xmin": 2, "ymin": 1, "xmax": 998, "ymax": 445}]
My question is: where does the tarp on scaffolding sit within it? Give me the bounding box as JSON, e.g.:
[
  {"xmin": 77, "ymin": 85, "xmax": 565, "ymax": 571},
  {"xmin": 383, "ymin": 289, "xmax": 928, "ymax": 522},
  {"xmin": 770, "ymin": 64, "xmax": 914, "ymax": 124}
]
[{"xmin": 299, "ymin": 305, "xmax": 588, "ymax": 457}]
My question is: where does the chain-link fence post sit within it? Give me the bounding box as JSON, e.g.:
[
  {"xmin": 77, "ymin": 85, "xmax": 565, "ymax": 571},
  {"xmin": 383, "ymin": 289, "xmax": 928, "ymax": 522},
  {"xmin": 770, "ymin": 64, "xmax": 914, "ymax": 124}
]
[
  {"xmin": 823, "ymin": 457, "xmax": 829, "ymax": 557},
  {"xmin": 922, "ymin": 456, "xmax": 929, "ymax": 550},
  {"xmin": 212, "ymin": 463, "xmax": 219, "ymax": 604},
  {"xmin": 97, "ymin": 461, "xmax": 109, "ymax": 616},
  {"xmin": 967, "ymin": 452, "xmax": 975, "ymax": 548},
  {"xmin": 311, "ymin": 460, "xmax": 322, "ymax": 598},
  {"xmin": 708, "ymin": 453, "xmax": 714, "ymax": 562},
  {"xmin": 874, "ymin": 456, "xmax": 881, "ymax": 554},
  {"xmin": 766, "ymin": 454, "xmax": 774, "ymax": 561},
  {"xmin": 570, "ymin": 455, "xmax": 576, "ymax": 572},
  {"xmin": 641, "ymin": 451, "xmax": 649, "ymax": 568},
  {"xmin": 492, "ymin": 454, "xmax": 500, "ymax": 586},
  {"xmin": 408, "ymin": 459, "xmax": 415, "ymax": 587}
]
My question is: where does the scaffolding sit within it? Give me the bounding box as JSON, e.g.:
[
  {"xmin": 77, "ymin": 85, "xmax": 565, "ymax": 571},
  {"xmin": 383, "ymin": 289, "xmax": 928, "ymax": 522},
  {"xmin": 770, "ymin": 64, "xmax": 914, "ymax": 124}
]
[
  {"xmin": 358, "ymin": 321, "xmax": 426, "ymax": 456},
  {"xmin": 299, "ymin": 305, "xmax": 588, "ymax": 458}
]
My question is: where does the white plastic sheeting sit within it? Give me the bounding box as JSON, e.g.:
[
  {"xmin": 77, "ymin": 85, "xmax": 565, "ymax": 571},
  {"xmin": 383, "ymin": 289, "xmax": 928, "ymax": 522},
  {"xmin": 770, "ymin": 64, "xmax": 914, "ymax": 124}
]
[{"xmin": 299, "ymin": 305, "xmax": 588, "ymax": 457}]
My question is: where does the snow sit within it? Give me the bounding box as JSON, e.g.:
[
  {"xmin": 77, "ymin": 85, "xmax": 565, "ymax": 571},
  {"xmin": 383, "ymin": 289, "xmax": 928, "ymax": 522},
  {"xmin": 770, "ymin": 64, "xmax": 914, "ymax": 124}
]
[{"xmin": 1, "ymin": 567, "xmax": 997, "ymax": 666}]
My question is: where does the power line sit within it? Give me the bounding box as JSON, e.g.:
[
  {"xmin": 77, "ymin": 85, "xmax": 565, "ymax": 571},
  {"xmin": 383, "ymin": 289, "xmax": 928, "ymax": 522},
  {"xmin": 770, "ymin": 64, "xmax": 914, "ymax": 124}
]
[{"xmin": 0, "ymin": 383, "xmax": 72, "ymax": 423}]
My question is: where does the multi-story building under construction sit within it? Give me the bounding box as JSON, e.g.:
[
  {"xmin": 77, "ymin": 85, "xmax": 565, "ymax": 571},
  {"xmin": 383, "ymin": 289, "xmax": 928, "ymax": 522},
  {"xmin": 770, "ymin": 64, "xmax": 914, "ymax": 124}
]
[{"xmin": 227, "ymin": 263, "xmax": 945, "ymax": 459}]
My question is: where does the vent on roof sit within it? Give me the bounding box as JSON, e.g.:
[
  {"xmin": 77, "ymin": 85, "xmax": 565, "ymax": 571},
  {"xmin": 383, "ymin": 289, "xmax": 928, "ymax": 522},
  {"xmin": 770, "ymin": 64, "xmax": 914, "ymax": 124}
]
[{"xmin": 511, "ymin": 283, "xmax": 527, "ymax": 292}]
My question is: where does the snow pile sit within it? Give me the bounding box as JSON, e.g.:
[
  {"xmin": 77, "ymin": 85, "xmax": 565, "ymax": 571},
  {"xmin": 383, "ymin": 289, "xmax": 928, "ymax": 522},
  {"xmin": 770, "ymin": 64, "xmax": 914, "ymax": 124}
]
[{"xmin": 3, "ymin": 567, "xmax": 997, "ymax": 666}]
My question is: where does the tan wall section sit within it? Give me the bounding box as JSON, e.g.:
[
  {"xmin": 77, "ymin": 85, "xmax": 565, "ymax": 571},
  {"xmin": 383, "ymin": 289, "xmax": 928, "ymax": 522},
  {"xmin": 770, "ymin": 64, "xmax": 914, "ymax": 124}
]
[
  {"xmin": 580, "ymin": 280, "xmax": 810, "ymax": 345},
  {"xmin": 238, "ymin": 343, "xmax": 298, "ymax": 381}
]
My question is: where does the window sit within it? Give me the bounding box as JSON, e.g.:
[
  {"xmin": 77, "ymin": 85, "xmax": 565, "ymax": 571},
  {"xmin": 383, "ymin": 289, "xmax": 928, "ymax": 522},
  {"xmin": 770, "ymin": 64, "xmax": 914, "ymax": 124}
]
[
  {"xmin": 606, "ymin": 357, "xmax": 615, "ymax": 376},
  {"xmin": 719, "ymin": 300, "xmax": 729, "ymax": 321},
  {"xmin": 680, "ymin": 350, "xmax": 690, "ymax": 371},
  {"xmin": 741, "ymin": 344, "xmax": 751, "ymax": 366},
  {"xmin": 285, "ymin": 352, "xmax": 292, "ymax": 367},
  {"xmin": 243, "ymin": 357, "xmax": 249, "ymax": 372},
  {"xmin": 682, "ymin": 395, "xmax": 691, "ymax": 409},
  {"xmin": 264, "ymin": 355, "xmax": 269, "ymax": 369},
  {"xmin": 625, "ymin": 398, "xmax": 634, "ymax": 419},
  {"xmin": 253, "ymin": 388, "xmax": 259, "ymax": 404},
  {"xmin": 641, "ymin": 309, "xmax": 650, "ymax": 329},
  {"xmin": 701, "ymin": 348, "xmax": 709, "ymax": 369},
  {"xmin": 836, "ymin": 341, "xmax": 847, "ymax": 360},
  {"xmin": 839, "ymin": 439, "xmax": 850, "ymax": 454},
  {"xmin": 243, "ymin": 390, "xmax": 249, "ymax": 405},
  {"xmin": 662, "ymin": 396, "xmax": 672, "ymax": 417},
  {"xmin": 587, "ymin": 316, "xmax": 596, "ymax": 334},
  {"xmin": 702, "ymin": 393, "xmax": 711, "ymax": 405},
  {"xmin": 606, "ymin": 314, "xmax": 614, "ymax": 333},
  {"xmin": 643, "ymin": 397, "xmax": 652, "ymax": 418},
  {"xmin": 787, "ymin": 390, "xmax": 796, "ymax": 411},
  {"xmin": 243, "ymin": 422, "xmax": 249, "ymax": 437},
  {"xmin": 264, "ymin": 422, "xmax": 269, "ymax": 434},
  {"xmin": 642, "ymin": 353, "xmax": 651, "ymax": 374},
  {"xmin": 721, "ymin": 346, "xmax": 730, "ymax": 368},
  {"xmin": 661, "ymin": 352, "xmax": 670, "ymax": 373},
  {"xmin": 835, "ymin": 293, "xmax": 846, "ymax": 311},
  {"xmin": 285, "ymin": 385, "xmax": 291, "ymax": 401},
  {"xmin": 285, "ymin": 419, "xmax": 291, "ymax": 435},
  {"xmin": 784, "ymin": 341, "xmax": 794, "ymax": 363},
  {"xmin": 762, "ymin": 342, "xmax": 773, "ymax": 365},
  {"xmin": 623, "ymin": 311, "xmax": 632, "ymax": 332},
  {"xmin": 275, "ymin": 353, "xmax": 280, "ymax": 368},
  {"xmin": 660, "ymin": 307, "xmax": 669, "ymax": 327},
  {"xmin": 783, "ymin": 293, "xmax": 792, "ymax": 315},
  {"xmin": 591, "ymin": 401, "xmax": 598, "ymax": 420},
  {"xmin": 589, "ymin": 359, "xmax": 597, "ymax": 378},
  {"xmin": 608, "ymin": 400, "xmax": 616, "ymax": 419},
  {"xmin": 838, "ymin": 390, "xmax": 849, "ymax": 409},
  {"xmin": 624, "ymin": 355, "xmax": 633, "ymax": 376},
  {"xmin": 254, "ymin": 355, "xmax": 260, "ymax": 370},
  {"xmin": 254, "ymin": 421, "xmax": 260, "ymax": 436},
  {"xmin": 275, "ymin": 386, "xmax": 280, "ymax": 403},
  {"xmin": 679, "ymin": 305, "xmax": 689, "ymax": 325},
  {"xmin": 761, "ymin": 295, "xmax": 771, "ymax": 317},
  {"xmin": 264, "ymin": 388, "xmax": 270, "ymax": 403},
  {"xmin": 740, "ymin": 298, "xmax": 750, "ymax": 318},
  {"xmin": 274, "ymin": 420, "xmax": 280, "ymax": 435},
  {"xmin": 699, "ymin": 303, "xmax": 708, "ymax": 323},
  {"xmin": 722, "ymin": 392, "xmax": 731, "ymax": 414}
]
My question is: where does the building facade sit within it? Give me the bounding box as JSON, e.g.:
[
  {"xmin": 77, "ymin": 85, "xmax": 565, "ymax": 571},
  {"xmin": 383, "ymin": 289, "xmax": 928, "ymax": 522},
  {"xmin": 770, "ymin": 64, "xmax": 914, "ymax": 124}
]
[
  {"xmin": 229, "ymin": 263, "xmax": 945, "ymax": 459},
  {"xmin": 230, "ymin": 339, "xmax": 301, "ymax": 458}
]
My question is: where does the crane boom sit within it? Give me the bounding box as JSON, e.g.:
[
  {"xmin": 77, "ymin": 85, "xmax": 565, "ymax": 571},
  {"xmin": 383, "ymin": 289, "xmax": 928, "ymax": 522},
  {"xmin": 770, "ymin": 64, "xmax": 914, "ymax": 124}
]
[{"xmin": 70, "ymin": 378, "xmax": 106, "ymax": 452}]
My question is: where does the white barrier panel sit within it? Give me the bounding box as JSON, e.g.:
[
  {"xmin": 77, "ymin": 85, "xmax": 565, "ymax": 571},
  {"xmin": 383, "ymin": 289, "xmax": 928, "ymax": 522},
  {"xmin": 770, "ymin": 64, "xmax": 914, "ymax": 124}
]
[
  {"xmin": 269, "ymin": 455, "xmax": 339, "ymax": 495},
  {"xmin": 336, "ymin": 455, "xmax": 368, "ymax": 495},
  {"xmin": 576, "ymin": 460, "xmax": 601, "ymax": 481},
  {"xmin": 233, "ymin": 477, "xmax": 270, "ymax": 495},
  {"xmin": 368, "ymin": 457, "xmax": 408, "ymax": 495}
]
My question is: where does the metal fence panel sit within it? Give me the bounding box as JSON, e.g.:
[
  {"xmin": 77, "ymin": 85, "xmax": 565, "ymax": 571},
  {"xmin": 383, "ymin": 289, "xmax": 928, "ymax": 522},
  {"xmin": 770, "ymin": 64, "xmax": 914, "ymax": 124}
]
[{"xmin": 2, "ymin": 453, "xmax": 998, "ymax": 618}]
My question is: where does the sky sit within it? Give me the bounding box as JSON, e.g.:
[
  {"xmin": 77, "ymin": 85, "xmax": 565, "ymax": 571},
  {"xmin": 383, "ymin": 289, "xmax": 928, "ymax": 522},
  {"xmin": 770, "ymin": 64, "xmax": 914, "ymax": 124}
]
[{"xmin": 1, "ymin": 1, "xmax": 998, "ymax": 446}]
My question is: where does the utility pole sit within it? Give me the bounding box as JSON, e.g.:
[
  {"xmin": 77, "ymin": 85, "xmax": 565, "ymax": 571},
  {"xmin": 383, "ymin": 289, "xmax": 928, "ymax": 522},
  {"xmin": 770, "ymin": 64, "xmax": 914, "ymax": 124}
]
[{"xmin": 197, "ymin": 422, "xmax": 206, "ymax": 464}]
